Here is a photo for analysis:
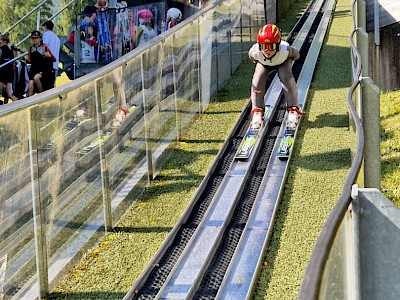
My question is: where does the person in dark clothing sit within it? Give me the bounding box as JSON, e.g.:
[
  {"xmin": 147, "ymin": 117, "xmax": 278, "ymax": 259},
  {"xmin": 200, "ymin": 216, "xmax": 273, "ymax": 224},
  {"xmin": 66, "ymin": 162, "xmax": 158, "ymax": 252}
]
[
  {"xmin": 0, "ymin": 32, "xmax": 19, "ymax": 104},
  {"xmin": 83, "ymin": 0, "xmax": 108, "ymax": 22},
  {"xmin": 26, "ymin": 30, "xmax": 56, "ymax": 97}
]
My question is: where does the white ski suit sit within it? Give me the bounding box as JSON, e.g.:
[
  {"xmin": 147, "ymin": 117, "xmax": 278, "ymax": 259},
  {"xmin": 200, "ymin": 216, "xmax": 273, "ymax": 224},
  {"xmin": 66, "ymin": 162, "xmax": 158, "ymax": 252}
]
[{"xmin": 248, "ymin": 41, "xmax": 300, "ymax": 109}]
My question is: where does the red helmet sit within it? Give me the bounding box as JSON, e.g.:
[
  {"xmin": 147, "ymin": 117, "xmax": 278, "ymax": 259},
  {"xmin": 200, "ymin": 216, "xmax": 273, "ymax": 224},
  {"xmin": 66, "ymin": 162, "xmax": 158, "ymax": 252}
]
[{"xmin": 257, "ymin": 24, "xmax": 281, "ymax": 51}]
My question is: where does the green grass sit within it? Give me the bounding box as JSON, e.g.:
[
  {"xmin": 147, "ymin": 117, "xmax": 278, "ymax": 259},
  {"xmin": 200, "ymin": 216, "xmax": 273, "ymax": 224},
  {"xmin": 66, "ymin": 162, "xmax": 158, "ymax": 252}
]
[
  {"xmin": 48, "ymin": 0, "xmax": 399, "ymax": 299},
  {"xmin": 380, "ymin": 90, "xmax": 400, "ymax": 207}
]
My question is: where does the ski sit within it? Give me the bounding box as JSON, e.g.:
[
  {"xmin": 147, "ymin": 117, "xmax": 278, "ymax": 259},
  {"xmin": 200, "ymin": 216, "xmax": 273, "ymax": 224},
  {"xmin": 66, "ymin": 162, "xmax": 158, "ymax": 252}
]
[
  {"xmin": 277, "ymin": 108, "xmax": 302, "ymax": 160},
  {"xmin": 235, "ymin": 105, "xmax": 270, "ymax": 159}
]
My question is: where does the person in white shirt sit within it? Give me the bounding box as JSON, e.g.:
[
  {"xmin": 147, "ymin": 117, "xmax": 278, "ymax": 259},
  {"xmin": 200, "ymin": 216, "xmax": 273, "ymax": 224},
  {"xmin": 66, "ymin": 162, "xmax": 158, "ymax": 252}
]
[
  {"xmin": 161, "ymin": 8, "xmax": 182, "ymax": 32},
  {"xmin": 135, "ymin": 9, "xmax": 157, "ymax": 47},
  {"xmin": 248, "ymin": 24, "xmax": 301, "ymax": 129},
  {"xmin": 42, "ymin": 20, "xmax": 60, "ymax": 89}
]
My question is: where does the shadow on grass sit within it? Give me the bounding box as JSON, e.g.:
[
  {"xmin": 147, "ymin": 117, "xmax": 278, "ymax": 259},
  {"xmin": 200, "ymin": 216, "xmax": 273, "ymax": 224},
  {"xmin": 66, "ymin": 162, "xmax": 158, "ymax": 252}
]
[
  {"xmin": 380, "ymin": 110, "xmax": 400, "ymax": 121},
  {"xmin": 304, "ymin": 113, "xmax": 349, "ymax": 129},
  {"xmin": 297, "ymin": 148, "xmax": 352, "ymax": 171},
  {"xmin": 381, "ymin": 155, "xmax": 400, "ymax": 177},
  {"xmin": 113, "ymin": 226, "xmax": 173, "ymax": 234},
  {"xmin": 381, "ymin": 127, "xmax": 396, "ymax": 142},
  {"xmin": 203, "ymin": 109, "xmax": 245, "ymax": 115},
  {"xmin": 178, "ymin": 138, "xmax": 227, "ymax": 143},
  {"xmin": 47, "ymin": 291, "xmax": 126, "ymax": 300},
  {"xmin": 333, "ymin": 9, "xmax": 351, "ymax": 18}
]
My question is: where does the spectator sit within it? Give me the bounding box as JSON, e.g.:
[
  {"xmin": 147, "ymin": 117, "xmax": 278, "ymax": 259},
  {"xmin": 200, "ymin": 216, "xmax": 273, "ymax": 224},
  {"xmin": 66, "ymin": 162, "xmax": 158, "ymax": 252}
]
[
  {"xmin": 27, "ymin": 30, "xmax": 56, "ymax": 97},
  {"xmin": 42, "ymin": 20, "xmax": 60, "ymax": 90},
  {"xmin": 162, "ymin": 8, "xmax": 182, "ymax": 32},
  {"xmin": 83, "ymin": 0, "xmax": 112, "ymax": 62},
  {"xmin": 135, "ymin": 9, "xmax": 157, "ymax": 47},
  {"xmin": 80, "ymin": 23, "xmax": 97, "ymax": 63},
  {"xmin": 83, "ymin": 0, "xmax": 108, "ymax": 22},
  {"xmin": 0, "ymin": 32, "xmax": 19, "ymax": 104}
]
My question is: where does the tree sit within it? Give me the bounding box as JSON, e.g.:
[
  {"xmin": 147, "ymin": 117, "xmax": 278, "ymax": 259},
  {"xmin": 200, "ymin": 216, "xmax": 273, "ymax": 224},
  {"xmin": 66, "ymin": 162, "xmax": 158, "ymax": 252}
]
[
  {"xmin": 58, "ymin": 0, "xmax": 92, "ymax": 37},
  {"xmin": 0, "ymin": 0, "xmax": 53, "ymax": 48}
]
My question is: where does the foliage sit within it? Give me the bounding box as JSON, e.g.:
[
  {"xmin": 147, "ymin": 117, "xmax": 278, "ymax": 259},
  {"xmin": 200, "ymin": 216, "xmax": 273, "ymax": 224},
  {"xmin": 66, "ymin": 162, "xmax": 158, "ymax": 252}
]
[
  {"xmin": 0, "ymin": 0, "xmax": 94, "ymax": 48},
  {"xmin": 58, "ymin": 0, "xmax": 93, "ymax": 36},
  {"xmin": 0, "ymin": 0, "xmax": 52, "ymax": 49}
]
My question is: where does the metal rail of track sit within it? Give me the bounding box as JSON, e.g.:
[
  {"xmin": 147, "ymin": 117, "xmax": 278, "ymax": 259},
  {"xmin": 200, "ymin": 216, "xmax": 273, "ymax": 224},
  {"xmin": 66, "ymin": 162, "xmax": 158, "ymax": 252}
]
[{"xmin": 124, "ymin": 0, "xmax": 334, "ymax": 298}]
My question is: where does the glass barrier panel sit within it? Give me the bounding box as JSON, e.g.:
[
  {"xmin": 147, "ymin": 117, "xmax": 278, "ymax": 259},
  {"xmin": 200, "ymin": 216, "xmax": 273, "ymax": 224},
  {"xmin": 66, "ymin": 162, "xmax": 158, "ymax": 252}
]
[
  {"xmin": 199, "ymin": 10, "xmax": 218, "ymax": 110},
  {"xmin": 265, "ymin": 0, "xmax": 277, "ymax": 25},
  {"xmin": 109, "ymin": 55, "xmax": 149, "ymax": 205},
  {"xmin": 31, "ymin": 83, "xmax": 110, "ymax": 285},
  {"xmin": 143, "ymin": 42, "xmax": 179, "ymax": 177},
  {"xmin": 171, "ymin": 22, "xmax": 200, "ymax": 137},
  {"xmin": 230, "ymin": 0, "xmax": 245, "ymax": 71},
  {"xmin": 214, "ymin": 1, "xmax": 235, "ymax": 87},
  {"xmin": 0, "ymin": 110, "xmax": 37, "ymax": 299},
  {"xmin": 250, "ymin": 0, "xmax": 266, "ymax": 35},
  {"xmin": 97, "ymin": 65, "xmax": 146, "ymax": 201},
  {"xmin": 241, "ymin": 0, "xmax": 254, "ymax": 43},
  {"xmin": 319, "ymin": 208, "xmax": 353, "ymax": 299}
]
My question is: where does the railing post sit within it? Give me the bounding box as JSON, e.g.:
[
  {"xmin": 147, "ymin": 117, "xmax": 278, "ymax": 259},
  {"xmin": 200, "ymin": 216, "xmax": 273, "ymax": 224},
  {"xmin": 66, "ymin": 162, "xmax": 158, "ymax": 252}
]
[
  {"xmin": 228, "ymin": 30, "xmax": 233, "ymax": 75},
  {"xmin": 94, "ymin": 79, "xmax": 112, "ymax": 231},
  {"xmin": 37, "ymin": 8, "xmax": 41, "ymax": 30},
  {"xmin": 28, "ymin": 106, "xmax": 49, "ymax": 298},
  {"xmin": 356, "ymin": 29, "xmax": 369, "ymax": 77},
  {"xmin": 141, "ymin": 53, "xmax": 153, "ymax": 182},
  {"xmin": 197, "ymin": 19, "xmax": 204, "ymax": 114},
  {"xmin": 351, "ymin": 184, "xmax": 362, "ymax": 300},
  {"xmin": 361, "ymin": 77, "xmax": 381, "ymax": 189}
]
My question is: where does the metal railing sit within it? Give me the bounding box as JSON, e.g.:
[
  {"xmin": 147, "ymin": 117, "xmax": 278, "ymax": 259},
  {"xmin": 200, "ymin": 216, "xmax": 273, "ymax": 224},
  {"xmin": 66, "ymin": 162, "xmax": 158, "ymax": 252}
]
[{"xmin": 298, "ymin": 0, "xmax": 381, "ymax": 298}]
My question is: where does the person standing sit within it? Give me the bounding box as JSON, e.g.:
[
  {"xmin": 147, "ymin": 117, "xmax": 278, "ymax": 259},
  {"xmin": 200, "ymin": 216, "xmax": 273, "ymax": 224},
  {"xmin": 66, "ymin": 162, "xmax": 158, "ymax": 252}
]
[
  {"xmin": 27, "ymin": 30, "xmax": 56, "ymax": 97},
  {"xmin": 0, "ymin": 32, "xmax": 19, "ymax": 104},
  {"xmin": 42, "ymin": 20, "xmax": 60, "ymax": 90},
  {"xmin": 248, "ymin": 24, "xmax": 302, "ymax": 129},
  {"xmin": 83, "ymin": 0, "xmax": 108, "ymax": 22},
  {"xmin": 83, "ymin": 0, "xmax": 112, "ymax": 62},
  {"xmin": 135, "ymin": 9, "xmax": 157, "ymax": 47},
  {"xmin": 161, "ymin": 8, "xmax": 182, "ymax": 32}
]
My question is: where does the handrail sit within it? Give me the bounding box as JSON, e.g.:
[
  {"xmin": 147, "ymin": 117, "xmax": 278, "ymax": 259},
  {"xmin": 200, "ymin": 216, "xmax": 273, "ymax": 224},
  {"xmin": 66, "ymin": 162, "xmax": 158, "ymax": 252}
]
[{"xmin": 297, "ymin": 0, "xmax": 365, "ymax": 298}]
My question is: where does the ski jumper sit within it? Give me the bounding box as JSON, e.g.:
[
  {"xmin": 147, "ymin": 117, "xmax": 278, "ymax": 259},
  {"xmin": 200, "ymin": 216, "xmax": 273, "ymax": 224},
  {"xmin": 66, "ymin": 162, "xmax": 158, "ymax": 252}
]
[{"xmin": 248, "ymin": 41, "xmax": 299, "ymax": 110}]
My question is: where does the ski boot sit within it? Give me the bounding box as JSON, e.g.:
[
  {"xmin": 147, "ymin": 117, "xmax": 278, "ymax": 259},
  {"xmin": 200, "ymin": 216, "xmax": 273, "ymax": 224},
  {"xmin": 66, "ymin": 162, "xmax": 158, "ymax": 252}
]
[
  {"xmin": 251, "ymin": 107, "xmax": 264, "ymax": 130},
  {"xmin": 286, "ymin": 106, "xmax": 303, "ymax": 130}
]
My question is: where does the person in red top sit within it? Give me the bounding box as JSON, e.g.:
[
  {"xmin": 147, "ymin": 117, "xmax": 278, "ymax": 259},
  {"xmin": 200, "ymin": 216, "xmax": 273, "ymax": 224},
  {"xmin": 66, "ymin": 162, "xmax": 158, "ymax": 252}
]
[{"xmin": 26, "ymin": 30, "xmax": 56, "ymax": 96}]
